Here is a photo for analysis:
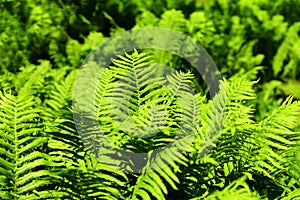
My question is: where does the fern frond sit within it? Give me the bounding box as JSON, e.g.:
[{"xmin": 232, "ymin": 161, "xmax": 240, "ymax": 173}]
[
  {"xmin": 128, "ymin": 69, "xmax": 200, "ymax": 199},
  {"xmin": 0, "ymin": 91, "xmax": 57, "ymax": 199},
  {"xmin": 130, "ymin": 151, "xmax": 182, "ymax": 200},
  {"xmin": 55, "ymin": 153, "xmax": 128, "ymax": 199},
  {"xmin": 273, "ymin": 22, "xmax": 300, "ymax": 78},
  {"xmin": 44, "ymin": 70, "xmax": 77, "ymax": 117},
  {"xmin": 49, "ymin": 40, "xmax": 68, "ymax": 68},
  {"xmin": 74, "ymin": 68, "xmax": 118, "ymax": 159},
  {"xmin": 179, "ymin": 74, "xmax": 257, "ymax": 197},
  {"xmin": 252, "ymin": 96, "xmax": 300, "ymax": 188},
  {"xmin": 110, "ymin": 50, "xmax": 169, "ymax": 141}
]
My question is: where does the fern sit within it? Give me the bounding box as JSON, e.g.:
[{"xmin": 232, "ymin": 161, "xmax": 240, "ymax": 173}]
[
  {"xmin": 0, "ymin": 91, "xmax": 62, "ymax": 199},
  {"xmin": 42, "ymin": 67, "xmax": 128, "ymax": 199},
  {"xmin": 192, "ymin": 175, "xmax": 260, "ymax": 200},
  {"xmin": 74, "ymin": 50, "xmax": 204, "ymax": 199},
  {"xmin": 251, "ymin": 96, "xmax": 300, "ymax": 191},
  {"xmin": 73, "ymin": 49, "xmax": 300, "ymax": 199},
  {"xmin": 52, "ymin": 153, "xmax": 128, "ymax": 199},
  {"xmin": 128, "ymin": 71, "xmax": 199, "ymax": 199},
  {"xmin": 1, "ymin": 1, "xmax": 300, "ymax": 199},
  {"xmin": 44, "ymin": 69, "xmax": 77, "ymax": 117},
  {"xmin": 66, "ymin": 31, "xmax": 106, "ymax": 68},
  {"xmin": 272, "ymin": 22, "xmax": 300, "ymax": 78},
  {"xmin": 170, "ymin": 67, "xmax": 300, "ymax": 198}
]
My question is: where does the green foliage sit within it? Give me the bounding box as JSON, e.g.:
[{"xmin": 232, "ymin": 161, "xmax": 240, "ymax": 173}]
[
  {"xmin": 0, "ymin": 9, "xmax": 29, "ymax": 72},
  {"xmin": 273, "ymin": 23, "xmax": 300, "ymax": 79},
  {"xmin": 0, "ymin": 0, "xmax": 300, "ymax": 199},
  {"xmin": 0, "ymin": 92, "xmax": 57, "ymax": 199}
]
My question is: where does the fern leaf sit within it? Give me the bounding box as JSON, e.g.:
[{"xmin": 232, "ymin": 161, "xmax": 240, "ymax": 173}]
[
  {"xmin": 0, "ymin": 91, "xmax": 55, "ymax": 199},
  {"xmin": 252, "ymin": 96, "xmax": 300, "ymax": 187}
]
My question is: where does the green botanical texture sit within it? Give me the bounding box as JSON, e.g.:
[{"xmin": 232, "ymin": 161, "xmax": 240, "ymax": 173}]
[
  {"xmin": 0, "ymin": 92, "xmax": 52, "ymax": 199},
  {"xmin": 1, "ymin": 49, "xmax": 298, "ymax": 199},
  {"xmin": 0, "ymin": 0, "xmax": 300, "ymax": 199}
]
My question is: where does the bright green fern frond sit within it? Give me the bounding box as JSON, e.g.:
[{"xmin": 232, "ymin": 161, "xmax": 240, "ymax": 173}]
[
  {"xmin": 182, "ymin": 74, "xmax": 256, "ymax": 196},
  {"xmin": 252, "ymin": 96, "xmax": 300, "ymax": 188},
  {"xmin": 130, "ymin": 151, "xmax": 183, "ymax": 200},
  {"xmin": 109, "ymin": 50, "xmax": 169, "ymax": 142},
  {"xmin": 0, "ymin": 91, "xmax": 56, "ymax": 199},
  {"xmin": 128, "ymin": 69, "xmax": 199, "ymax": 200}
]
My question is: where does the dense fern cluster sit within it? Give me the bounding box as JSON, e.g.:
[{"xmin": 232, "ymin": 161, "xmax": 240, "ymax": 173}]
[
  {"xmin": 0, "ymin": 50, "xmax": 299, "ymax": 199},
  {"xmin": 1, "ymin": 0, "xmax": 300, "ymax": 199}
]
